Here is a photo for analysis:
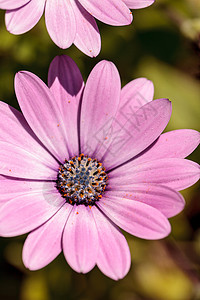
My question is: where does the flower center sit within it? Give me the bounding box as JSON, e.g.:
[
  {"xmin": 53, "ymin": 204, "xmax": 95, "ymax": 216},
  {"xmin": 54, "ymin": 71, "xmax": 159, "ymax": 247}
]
[{"xmin": 56, "ymin": 154, "xmax": 108, "ymax": 206}]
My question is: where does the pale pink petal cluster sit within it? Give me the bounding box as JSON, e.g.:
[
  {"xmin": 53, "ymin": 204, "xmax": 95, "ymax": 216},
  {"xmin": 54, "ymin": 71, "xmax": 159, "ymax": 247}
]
[
  {"xmin": 0, "ymin": 56, "xmax": 199, "ymax": 280},
  {"xmin": 0, "ymin": 0, "xmax": 154, "ymax": 56}
]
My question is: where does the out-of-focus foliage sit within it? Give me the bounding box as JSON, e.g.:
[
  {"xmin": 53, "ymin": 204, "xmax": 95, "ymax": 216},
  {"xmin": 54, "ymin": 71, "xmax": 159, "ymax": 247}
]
[{"xmin": 0, "ymin": 0, "xmax": 199, "ymax": 299}]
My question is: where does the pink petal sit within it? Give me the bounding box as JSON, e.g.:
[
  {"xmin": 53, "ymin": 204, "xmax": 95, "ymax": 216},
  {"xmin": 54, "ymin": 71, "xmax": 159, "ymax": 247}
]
[
  {"xmin": 120, "ymin": 77, "xmax": 154, "ymax": 114},
  {"xmin": 124, "ymin": 0, "xmax": 154, "ymax": 9},
  {"xmin": 98, "ymin": 196, "xmax": 171, "ymax": 239},
  {"xmin": 0, "ymin": 0, "xmax": 29, "ymax": 9},
  {"xmin": 110, "ymin": 158, "xmax": 200, "ymax": 191},
  {"xmin": 95, "ymin": 78, "xmax": 154, "ymax": 161},
  {"xmin": 115, "ymin": 77, "xmax": 154, "ymax": 131},
  {"xmin": 23, "ymin": 203, "xmax": 72, "ymax": 270},
  {"xmin": 63, "ymin": 205, "xmax": 98, "ymax": 273},
  {"xmin": 0, "ymin": 101, "xmax": 57, "ymax": 169},
  {"xmin": 92, "ymin": 206, "xmax": 131, "ymax": 280},
  {"xmin": 0, "ymin": 141, "xmax": 58, "ymax": 179},
  {"xmin": 72, "ymin": 1, "xmax": 101, "ymax": 57},
  {"xmin": 78, "ymin": 0, "xmax": 133, "ymax": 25},
  {"xmin": 101, "ymin": 98, "xmax": 172, "ymax": 170},
  {"xmin": 5, "ymin": 0, "xmax": 45, "ymax": 34},
  {"xmin": 0, "ymin": 177, "xmax": 53, "ymax": 203},
  {"xmin": 80, "ymin": 60, "xmax": 121, "ymax": 157},
  {"xmin": 0, "ymin": 185, "xmax": 65, "ymax": 237},
  {"xmin": 132, "ymin": 129, "xmax": 200, "ymax": 165},
  {"xmin": 105, "ymin": 185, "xmax": 185, "ymax": 218},
  {"xmin": 48, "ymin": 55, "xmax": 84, "ymax": 157},
  {"xmin": 45, "ymin": 0, "xmax": 76, "ymax": 49},
  {"xmin": 15, "ymin": 71, "xmax": 71, "ymax": 163}
]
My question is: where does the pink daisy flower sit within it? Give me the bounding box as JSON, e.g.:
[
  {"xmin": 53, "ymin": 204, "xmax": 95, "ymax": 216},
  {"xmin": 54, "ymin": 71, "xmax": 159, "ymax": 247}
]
[
  {"xmin": 0, "ymin": 0, "xmax": 154, "ymax": 57},
  {"xmin": 0, "ymin": 55, "xmax": 199, "ymax": 280}
]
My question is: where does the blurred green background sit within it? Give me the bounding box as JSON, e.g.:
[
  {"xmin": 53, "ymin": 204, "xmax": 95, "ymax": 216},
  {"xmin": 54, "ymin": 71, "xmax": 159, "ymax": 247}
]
[{"xmin": 0, "ymin": 0, "xmax": 200, "ymax": 299}]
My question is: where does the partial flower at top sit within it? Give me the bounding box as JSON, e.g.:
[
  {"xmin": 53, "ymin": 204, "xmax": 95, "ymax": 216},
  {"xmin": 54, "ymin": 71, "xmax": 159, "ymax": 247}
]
[
  {"xmin": 0, "ymin": 55, "xmax": 199, "ymax": 280},
  {"xmin": 0, "ymin": 0, "xmax": 154, "ymax": 57}
]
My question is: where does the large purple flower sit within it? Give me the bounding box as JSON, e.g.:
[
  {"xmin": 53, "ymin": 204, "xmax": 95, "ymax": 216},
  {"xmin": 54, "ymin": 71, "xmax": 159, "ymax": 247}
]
[
  {"xmin": 0, "ymin": 0, "xmax": 154, "ymax": 56},
  {"xmin": 0, "ymin": 55, "xmax": 199, "ymax": 280}
]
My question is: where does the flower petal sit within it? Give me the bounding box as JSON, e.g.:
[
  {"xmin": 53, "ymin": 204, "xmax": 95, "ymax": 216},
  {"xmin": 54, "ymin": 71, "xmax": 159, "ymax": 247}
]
[
  {"xmin": 23, "ymin": 203, "xmax": 72, "ymax": 270},
  {"xmin": 45, "ymin": 0, "xmax": 76, "ymax": 49},
  {"xmin": 80, "ymin": 60, "xmax": 121, "ymax": 157},
  {"xmin": 115, "ymin": 77, "xmax": 154, "ymax": 132},
  {"xmin": 131, "ymin": 129, "xmax": 200, "ymax": 165},
  {"xmin": 110, "ymin": 158, "xmax": 200, "ymax": 191},
  {"xmin": 92, "ymin": 206, "xmax": 131, "ymax": 280},
  {"xmin": 124, "ymin": 0, "xmax": 154, "ymax": 9},
  {"xmin": 5, "ymin": 0, "xmax": 45, "ymax": 34},
  {"xmin": 98, "ymin": 196, "xmax": 171, "ymax": 239},
  {"xmin": 63, "ymin": 205, "xmax": 98, "ymax": 273},
  {"xmin": 105, "ymin": 185, "xmax": 185, "ymax": 218},
  {"xmin": 0, "ymin": 141, "xmax": 58, "ymax": 179},
  {"xmin": 15, "ymin": 71, "xmax": 71, "ymax": 163},
  {"xmin": 78, "ymin": 0, "xmax": 133, "ymax": 25},
  {"xmin": 0, "ymin": 184, "xmax": 65, "ymax": 237},
  {"xmin": 48, "ymin": 55, "xmax": 84, "ymax": 157},
  {"xmin": 102, "ymin": 98, "xmax": 172, "ymax": 170},
  {"xmin": 0, "ymin": 101, "xmax": 57, "ymax": 169},
  {"xmin": 72, "ymin": 0, "xmax": 101, "ymax": 57},
  {"xmin": 0, "ymin": 0, "xmax": 29, "ymax": 9},
  {"xmin": 94, "ymin": 78, "xmax": 154, "ymax": 161},
  {"xmin": 120, "ymin": 77, "xmax": 154, "ymax": 114},
  {"xmin": 0, "ymin": 177, "xmax": 54, "ymax": 203}
]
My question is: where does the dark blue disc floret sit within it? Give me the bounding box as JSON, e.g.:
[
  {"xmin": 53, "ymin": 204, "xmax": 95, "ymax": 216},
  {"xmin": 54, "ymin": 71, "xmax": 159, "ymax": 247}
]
[{"xmin": 56, "ymin": 154, "xmax": 108, "ymax": 206}]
